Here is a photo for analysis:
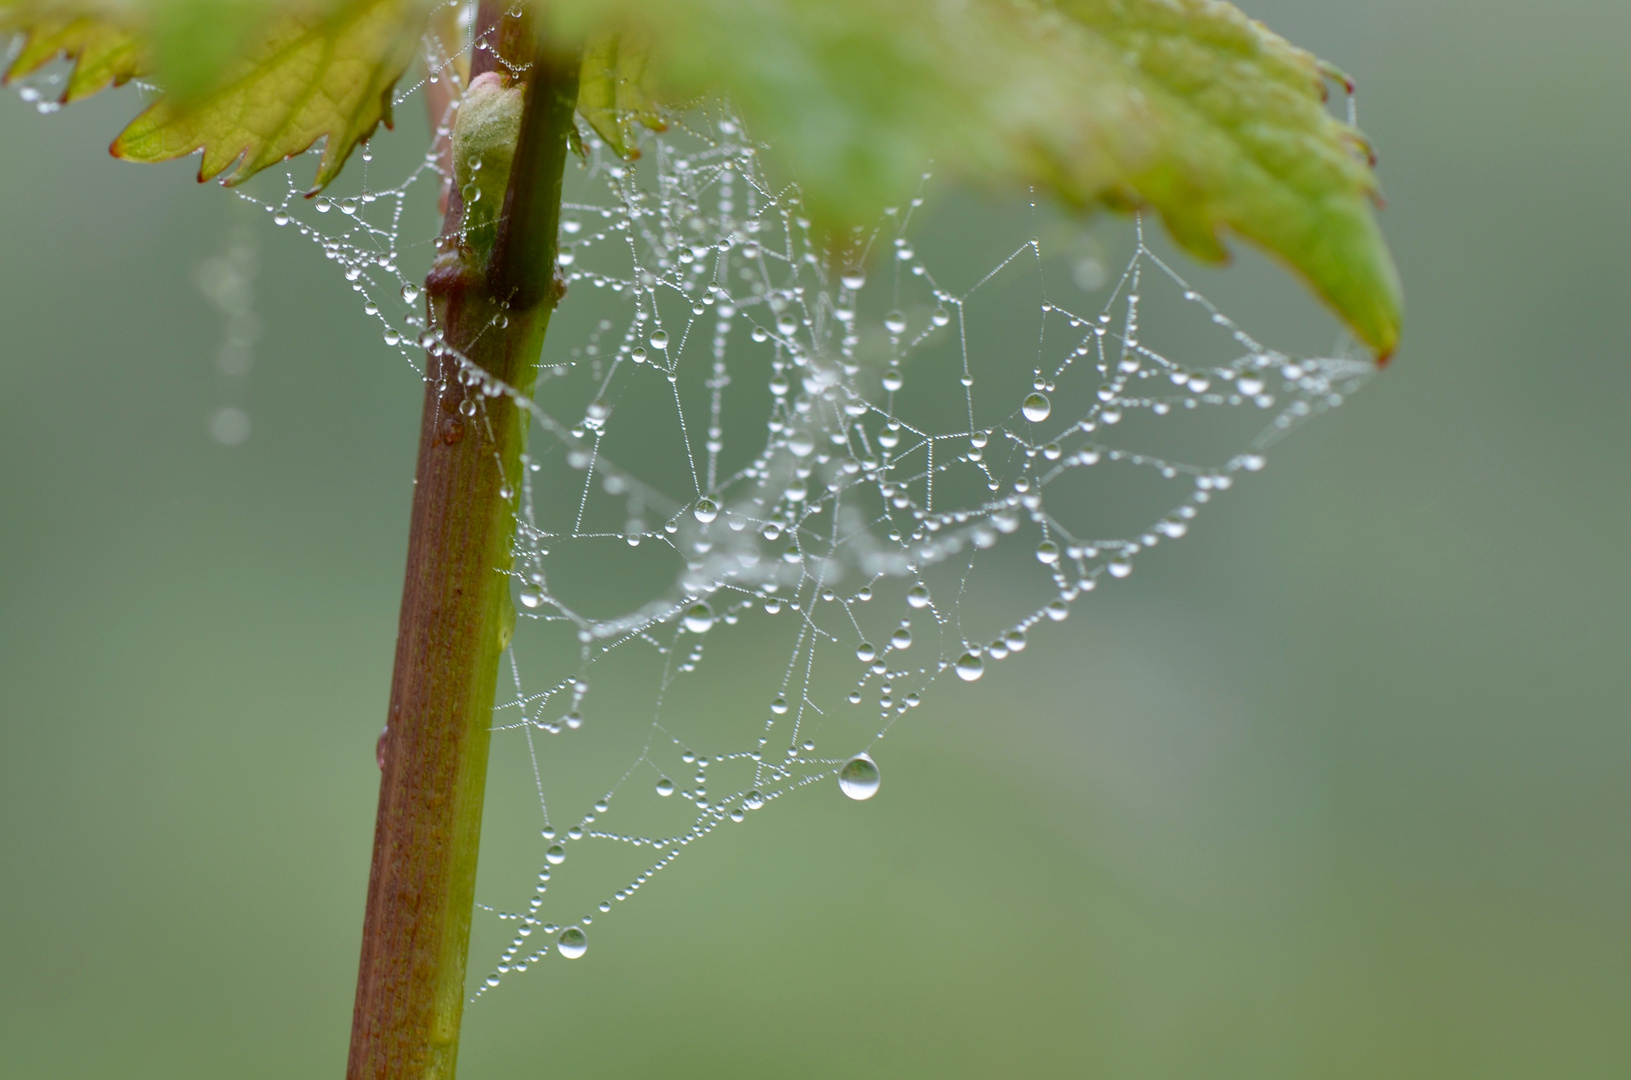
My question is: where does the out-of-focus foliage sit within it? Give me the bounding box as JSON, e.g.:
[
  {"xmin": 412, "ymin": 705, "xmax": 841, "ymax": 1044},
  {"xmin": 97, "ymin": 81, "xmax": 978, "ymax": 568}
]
[
  {"xmin": 0, "ymin": 11, "xmax": 144, "ymax": 100},
  {"xmin": 576, "ymin": 31, "xmax": 664, "ymax": 159},
  {"xmin": 0, "ymin": 0, "xmax": 1400, "ymax": 353}
]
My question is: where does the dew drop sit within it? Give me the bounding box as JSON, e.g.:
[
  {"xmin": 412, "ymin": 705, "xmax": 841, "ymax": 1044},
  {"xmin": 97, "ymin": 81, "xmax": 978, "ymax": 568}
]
[
  {"xmin": 1022, "ymin": 392, "xmax": 1052, "ymax": 423},
  {"xmin": 841, "ymin": 270, "xmax": 866, "ymax": 291},
  {"xmin": 771, "ymin": 695, "xmax": 789, "ymax": 714},
  {"xmin": 656, "ymin": 777, "xmax": 675, "ymax": 796},
  {"xmin": 545, "ymin": 844, "xmax": 566, "ymax": 865},
  {"xmin": 884, "ymin": 310, "xmax": 907, "ymax": 334},
  {"xmin": 519, "ymin": 584, "xmax": 544, "ymax": 609},
  {"xmin": 955, "ymin": 651, "xmax": 985, "ymax": 682},
  {"xmin": 745, "ymin": 790, "xmax": 765, "ymax": 810},
  {"xmin": 890, "ymin": 626, "xmax": 912, "ymax": 650},
  {"xmin": 684, "ymin": 602, "xmax": 715, "ymax": 634},
  {"xmin": 906, "ymin": 584, "xmax": 930, "ymax": 608},
  {"xmin": 401, "ymin": 283, "xmax": 420, "ymax": 304},
  {"xmin": 556, "ymin": 927, "xmax": 587, "ymax": 959},
  {"xmin": 693, "ymin": 497, "xmax": 719, "ymax": 523},
  {"xmin": 650, "ymin": 330, "xmax": 669, "ymax": 350},
  {"xmin": 932, "ymin": 306, "xmax": 951, "ymax": 327},
  {"xmin": 838, "ymin": 754, "xmax": 881, "ymax": 800},
  {"xmin": 1036, "ymin": 541, "xmax": 1060, "ymax": 565},
  {"xmin": 856, "ymin": 642, "xmax": 876, "ymax": 663}
]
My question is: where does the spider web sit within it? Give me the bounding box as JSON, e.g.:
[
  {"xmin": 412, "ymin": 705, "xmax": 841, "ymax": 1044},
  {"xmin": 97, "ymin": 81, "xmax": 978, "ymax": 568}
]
[{"xmin": 7, "ymin": 19, "xmax": 1376, "ymax": 997}]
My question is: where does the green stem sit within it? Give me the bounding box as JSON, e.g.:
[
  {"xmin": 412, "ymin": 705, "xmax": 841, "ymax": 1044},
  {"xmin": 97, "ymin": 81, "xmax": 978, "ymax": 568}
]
[{"xmin": 346, "ymin": 7, "xmax": 577, "ymax": 1077}]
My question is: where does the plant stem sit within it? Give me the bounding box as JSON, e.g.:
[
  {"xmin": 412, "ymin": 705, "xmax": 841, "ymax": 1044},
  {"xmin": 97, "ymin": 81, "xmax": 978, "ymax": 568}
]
[{"xmin": 346, "ymin": 7, "xmax": 577, "ymax": 1077}]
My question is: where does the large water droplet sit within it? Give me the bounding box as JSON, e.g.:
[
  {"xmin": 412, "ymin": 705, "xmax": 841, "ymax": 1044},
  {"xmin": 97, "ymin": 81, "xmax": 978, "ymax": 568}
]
[
  {"xmin": 556, "ymin": 927, "xmax": 588, "ymax": 959},
  {"xmin": 519, "ymin": 584, "xmax": 544, "ymax": 609},
  {"xmin": 1036, "ymin": 541, "xmax": 1060, "ymax": 565},
  {"xmin": 906, "ymin": 584, "xmax": 930, "ymax": 609},
  {"xmin": 401, "ymin": 283, "xmax": 420, "ymax": 304},
  {"xmin": 841, "ymin": 270, "xmax": 866, "ymax": 291},
  {"xmin": 1022, "ymin": 392, "xmax": 1052, "ymax": 423},
  {"xmin": 545, "ymin": 844, "xmax": 566, "ymax": 865},
  {"xmin": 788, "ymin": 430, "xmax": 815, "ymax": 457},
  {"xmin": 884, "ymin": 310, "xmax": 907, "ymax": 334},
  {"xmin": 656, "ymin": 777, "xmax": 675, "ymax": 797},
  {"xmin": 684, "ymin": 602, "xmax": 714, "ymax": 633},
  {"xmin": 838, "ymin": 754, "xmax": 881, "ymax": 800},
  {"xmin": 955, "ymin": 651, "xmax": 985, "ymax": 682},
  {"xmin": 693, "ymin": 497, "xmax": 719, "ymax": 523},
  {"xmin": 856, "ymin": 642, "xmax": 877, "ymax": 663},
  {"xmin": 890, "ymin": 626, "xmax": 912, "ymax": 650},
  {"xmin": 650, "ymin": 330, "xmax": 669, "ymax": 350},
  {"xmin": 745, "ymin": 790, "xmax": 765, "ymax": 810}
]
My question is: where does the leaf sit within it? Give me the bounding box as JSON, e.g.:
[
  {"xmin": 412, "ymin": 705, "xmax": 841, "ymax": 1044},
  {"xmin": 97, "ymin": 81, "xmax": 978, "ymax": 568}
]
[
  {"xmin": 575, "ymin": 31, "xmax": 665, "ymax": 159},
  {"xmin": 547, "ymin": 0, "xmax": 1401, "ymax": 355},
  {"xmin": 6, "ymin": 0, "xmax": 1400, "ymax": 353},
  {"xmin": 1, "ymin": 12, "xmax": 147, "ymax": 102},
  {"xmin": 109, "ymin": 0, "xmax": 425, "ymax": 190}
]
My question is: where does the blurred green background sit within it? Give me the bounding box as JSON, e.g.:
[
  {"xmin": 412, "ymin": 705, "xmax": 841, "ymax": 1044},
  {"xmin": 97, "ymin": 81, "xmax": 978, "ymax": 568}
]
[{"xmin": 3, "ymin": 0, "xmax": 1629, "ymax": 1076}]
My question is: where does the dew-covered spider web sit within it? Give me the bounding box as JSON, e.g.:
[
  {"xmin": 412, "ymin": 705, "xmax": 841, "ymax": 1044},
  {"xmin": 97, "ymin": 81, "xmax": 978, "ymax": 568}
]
[{"xmin": 8, "ymin": 20, "xmax": 1376, "ymax": 997}]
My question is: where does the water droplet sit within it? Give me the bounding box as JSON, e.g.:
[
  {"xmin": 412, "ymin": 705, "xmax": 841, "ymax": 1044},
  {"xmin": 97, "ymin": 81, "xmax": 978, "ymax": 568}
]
[
  {"xmin": 907, "ymin": 584, "xmax": 930, "ymax": 608},
  {"xmin": 565, "ymin": 711, "xmax": 584, "ymax": 730},
  {"xmin": 932, "ymin": 306, "xmax": 951, "ymax": 327},
  {"xmin": 856, "ymin": 642, "xmax": 876, "ymax": 663},
  {"xmin": 838, "ymin": 754, "xmax": 881, "ymax": 800},
  {"xmin": 684, "ymin": 602, "xmax": 714, "ymax": 633},
  {"xmin": 1022, "ymin": 393, "xmax": 1052, "ymax": 423},
  {"xmin": 545, "ymin": 844, "xmax": 566, "ymax": 865},
  {"xmin": 556, "ymin": 927, "xmax": 587, "ymax": 959},
  {"xmin": 771, "ymin": 695, "xmax": 789, "ymax": 714},
  {"xmin": 890, "ymin": 626, "xmax": 912, "ymax": 650},
  {"xmin": 1108, "ymin": 560, "xmax": 1133, "ymax": 578},
  {"xmin": 884, "ymin": 310, "xmax": 907, "ymax": 334},
  {"xmin": 401, "ymin": 283, "xmax": 420, "ymax": 305},
  {"xmin": 656, "ymin": 777, "xmax": 675, "ymax": 796},
  {"xmin": 788, "ymin": 430, "xmax": 815, "ymax": 457},
  {"xmin": 1036, "ymin": 541, "xmax": 1060, "ymax": 565},
  {"xmin": 955, "ymin": 651, "xmax": 985, "ymax": 682},
  {"xmin": 841, "ymin": 270, "xmax": 866, "ymax": 291},
  {"xmin": 745, "ymin": 790, "xmax": 765, "ymax": 810},
  {"xmin": 650, "ymin": 330, "xmax": 669, "ymax": 350},
  {"xmin": 693, "ymin": 497, "xmax": 718, "ymax": 523},
  {"xmin": 519, "ymin": 584, "xmax": 543, "ymax": 609}
]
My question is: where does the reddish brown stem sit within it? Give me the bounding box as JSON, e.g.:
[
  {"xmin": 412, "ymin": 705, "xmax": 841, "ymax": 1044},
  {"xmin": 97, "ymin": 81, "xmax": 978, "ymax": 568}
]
[{"xmin": 346, "ymin": 6, "xmax": 577, "ymax": 1077}]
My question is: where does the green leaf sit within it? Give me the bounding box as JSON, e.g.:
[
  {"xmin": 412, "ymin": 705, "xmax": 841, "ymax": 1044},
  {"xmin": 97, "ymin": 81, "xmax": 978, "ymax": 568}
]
[
  {"xmin": 5, "ymin": 0, "xmax": 1401, "ymax": 353},
  {"xmin": 575, "ymin": 32, "xmax": 665, "ymax": 159},
  {"xmin": 109, "ymin": 0, "xmax": 425, "ymax": 190},
  {"xmin": 1, "ymin": 12, "xmax": 147, "ymax": 102},
  {"xmin": 548, "ymin": 0, "xmax": 1401, "ymax": 355}
]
